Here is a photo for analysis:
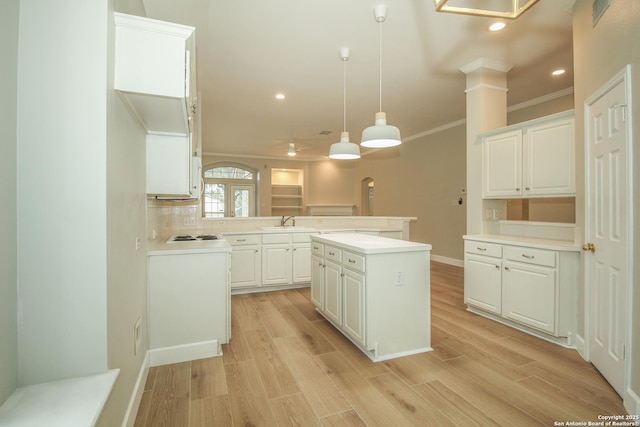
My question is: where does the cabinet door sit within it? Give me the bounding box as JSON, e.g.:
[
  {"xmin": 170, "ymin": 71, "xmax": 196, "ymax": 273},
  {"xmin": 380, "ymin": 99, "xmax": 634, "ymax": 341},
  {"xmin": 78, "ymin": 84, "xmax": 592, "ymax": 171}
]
[
  {"xmin": 323, "ymin": 260, "xmax": 342, "ymax": 326},
  {"xmin": 502, "ymin": 262, "xmax": 556, "ymax": 334},
  {"xmin": 230, "ymin": 245, "xmax": 261, "ymax": 289},
  {"xmin": 292, "ymin": 243, "xmax": 311, "ymax": 283},
  {"xmin": 464, "ymin": 254, "xmax": 502, "ymax": 314},
  {"xmin": 483, "ymin": 130, "xmax": 522, "ymax": 198},
  {"xmin": 342, "ymin": 268, "xmax": 366, "ymax": 347},
  {"xmin": 310, "ymin": 254, "xmax": 325, "ymax": 309},
  {"xmin": 523, "ymin": 117, "xmax": 575, "ymax": 196},
  {"xmin": 146, "ymin": 134, "xmax": 191, "ymax": 196},
  {"xmin": 262, "ymin": 244, "xmax": 292, "ymax": 285}
]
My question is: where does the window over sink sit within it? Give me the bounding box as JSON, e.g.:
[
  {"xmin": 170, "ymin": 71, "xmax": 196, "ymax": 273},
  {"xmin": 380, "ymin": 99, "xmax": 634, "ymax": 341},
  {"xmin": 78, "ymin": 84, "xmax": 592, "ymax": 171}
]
[{"xmin": 202, "ymin": 163, "xmax": 257, "ymax": 218}]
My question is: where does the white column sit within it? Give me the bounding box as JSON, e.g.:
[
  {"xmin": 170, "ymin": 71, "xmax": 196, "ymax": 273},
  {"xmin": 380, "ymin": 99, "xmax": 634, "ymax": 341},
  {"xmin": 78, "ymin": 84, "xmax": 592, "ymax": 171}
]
[{"xmin": 460, "ymin": 58, "xmax": 512, "ymax": 235}]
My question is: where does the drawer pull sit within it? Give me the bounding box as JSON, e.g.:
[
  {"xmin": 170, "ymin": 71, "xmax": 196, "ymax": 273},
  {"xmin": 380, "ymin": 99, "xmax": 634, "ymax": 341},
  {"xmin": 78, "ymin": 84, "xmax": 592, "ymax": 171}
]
[
  {"xmin": 329, "ymin": 251, "xmax": 335, "ymax": 256},
  {"xmin": 522, "ymin": 254, "xmax": 535, "ymax": 259},
  {"xmin": 477, "ymin": 247, "xmax": 487, "ymax": 251},
  {"xmin": 348, "ymin": 259, "xmax": 356, "ymax": 264},
  {"xmin": 313, "ymin": 245, "xmax": 319, "ymax": 250},
  {"xmin": 237, "ymin": 238, "xmax": 246, "ymax": 242}
]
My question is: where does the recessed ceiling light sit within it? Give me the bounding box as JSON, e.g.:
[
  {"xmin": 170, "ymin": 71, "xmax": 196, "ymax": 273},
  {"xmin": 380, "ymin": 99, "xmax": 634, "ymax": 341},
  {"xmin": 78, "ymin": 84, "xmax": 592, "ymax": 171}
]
[
  {"xmin": 552, "ymin": 68, "xmax": 566, "ymax": 76},
  {"xmin": 275, "ymin": 93, "xmax": 285, "ymax": 100},
  {"xmin": 489, "ymin": 22, "xmax": 506, "ymax": 31}
]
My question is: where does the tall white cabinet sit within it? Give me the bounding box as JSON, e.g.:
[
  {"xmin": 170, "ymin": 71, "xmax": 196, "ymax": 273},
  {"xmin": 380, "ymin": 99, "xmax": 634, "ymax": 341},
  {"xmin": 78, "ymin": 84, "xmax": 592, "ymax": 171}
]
[
  {"xmin": 310, "ymin": 233, "xmax": 432, "ymax": 361},
  {"xmin": 114, "ymin": 13, "xmax": 201, "ymax": 199}
]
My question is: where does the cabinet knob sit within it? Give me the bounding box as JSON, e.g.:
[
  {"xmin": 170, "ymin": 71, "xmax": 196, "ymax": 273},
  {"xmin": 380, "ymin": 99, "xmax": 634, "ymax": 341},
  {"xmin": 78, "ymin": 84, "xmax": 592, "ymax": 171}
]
[
  {"xmin": 525, "ymin": 187, "xmax": 530, "ymax": 191},
  {"xmin": 515, "ymin": 188, "xmax": 520, "ymax": 191},
  {"xmin": 504, "ymin": 266, "xmax": 511, "ymax": 271},
  {"xmin": 495, "ymin": 264, "xmax": 500, "ymax": 269}
]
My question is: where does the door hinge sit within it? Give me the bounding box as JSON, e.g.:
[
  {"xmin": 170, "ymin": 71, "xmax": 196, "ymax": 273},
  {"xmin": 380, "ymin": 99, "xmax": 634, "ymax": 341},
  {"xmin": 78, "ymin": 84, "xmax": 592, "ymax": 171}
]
[{"xmin": 622, "ymin": 344, "xmax": 626, "ymax": 360}]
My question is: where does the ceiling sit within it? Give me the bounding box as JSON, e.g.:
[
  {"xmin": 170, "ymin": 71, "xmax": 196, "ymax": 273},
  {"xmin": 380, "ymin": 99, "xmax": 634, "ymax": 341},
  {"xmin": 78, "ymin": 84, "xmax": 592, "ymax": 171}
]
[{"xmin": 141, "ymin": 0, "xmax": 575, "ymax": 160}]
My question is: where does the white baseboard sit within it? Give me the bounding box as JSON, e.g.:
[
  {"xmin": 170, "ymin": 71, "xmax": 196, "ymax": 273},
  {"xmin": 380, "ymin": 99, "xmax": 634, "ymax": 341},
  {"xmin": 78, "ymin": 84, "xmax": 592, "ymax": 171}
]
[
  {"xmin": 149, "ymin": 340, "xmax": 220, "ymax": 367},
  {"xmin": 121, "ymin": 353, "xmax": 149, "ymax": 427},
  {"xmin": 431, "ymin": 254, "xmax": 463, "ymax": 267},
  {"xmin": 624, "ymin": 388, "xmax": 640, "ymax": 418}
]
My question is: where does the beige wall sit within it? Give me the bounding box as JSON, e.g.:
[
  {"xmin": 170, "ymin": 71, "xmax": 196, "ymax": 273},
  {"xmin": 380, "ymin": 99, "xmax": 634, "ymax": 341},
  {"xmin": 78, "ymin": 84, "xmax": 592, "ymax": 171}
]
[
  {"xmin": 573, "ymin": 0, "xmax": 640, "ymax": 411},
  {"xmin": 507, "ymin": 92, "xmax": 575, "ymax": 125},
  {"xmin": 357, "ymin": 125, "xmax": 467, "ymax": 262},
  {"xmin": 307, "ymin": 160, "xmax": 358, "ymax": 207},
  {"xmin": 0, "ymin": 0, "xmax": 19, "ymax": 407}
]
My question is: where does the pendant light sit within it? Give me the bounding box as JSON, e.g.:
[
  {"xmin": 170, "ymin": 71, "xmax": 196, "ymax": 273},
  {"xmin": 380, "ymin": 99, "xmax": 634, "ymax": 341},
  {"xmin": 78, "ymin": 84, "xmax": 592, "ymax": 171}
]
[
  {"xmin": 329, "ymin": 47, "xmax": 361, "ymax": 160},
  {"xmin": 361, "ymin": 4, "xmax": 401, "ymax": 148}
]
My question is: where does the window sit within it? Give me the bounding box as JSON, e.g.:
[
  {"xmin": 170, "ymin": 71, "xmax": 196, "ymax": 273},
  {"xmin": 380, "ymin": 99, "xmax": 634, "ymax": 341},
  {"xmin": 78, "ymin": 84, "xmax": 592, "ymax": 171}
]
[{"xmin": 203, "ymin": 164, "xmax": 257, "ymax": 218}]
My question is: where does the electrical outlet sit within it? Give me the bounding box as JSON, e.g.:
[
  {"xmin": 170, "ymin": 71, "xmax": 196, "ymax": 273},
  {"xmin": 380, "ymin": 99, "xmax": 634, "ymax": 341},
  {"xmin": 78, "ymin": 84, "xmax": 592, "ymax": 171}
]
[{"xmin": 133, "ymin": 317, "xmax": 141, "ymax": 356}]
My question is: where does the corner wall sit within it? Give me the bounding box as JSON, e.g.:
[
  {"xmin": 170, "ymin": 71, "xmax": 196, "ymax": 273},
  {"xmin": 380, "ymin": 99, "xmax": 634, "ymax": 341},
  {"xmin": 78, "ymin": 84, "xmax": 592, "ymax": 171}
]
[{"xmin": 0, "ymin": 0, "xmax": 19, "ymax": 406}]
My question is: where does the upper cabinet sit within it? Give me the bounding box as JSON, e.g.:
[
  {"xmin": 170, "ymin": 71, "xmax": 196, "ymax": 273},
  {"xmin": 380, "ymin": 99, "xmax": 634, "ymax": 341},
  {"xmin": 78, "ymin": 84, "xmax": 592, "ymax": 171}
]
[
  {"xmin": 114, "ymin": 12, "xmax": 197, "ymax": 138},
  {"xmin": 482, "ymin": 111, "xmax": 575, "ymax": 199}
]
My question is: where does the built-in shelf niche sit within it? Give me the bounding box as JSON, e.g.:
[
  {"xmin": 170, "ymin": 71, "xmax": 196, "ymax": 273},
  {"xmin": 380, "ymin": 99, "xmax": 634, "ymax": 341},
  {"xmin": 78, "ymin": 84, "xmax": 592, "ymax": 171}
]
[{"xmin": 271, "ymin": 168, "xmax": 304, "ymax": 216}]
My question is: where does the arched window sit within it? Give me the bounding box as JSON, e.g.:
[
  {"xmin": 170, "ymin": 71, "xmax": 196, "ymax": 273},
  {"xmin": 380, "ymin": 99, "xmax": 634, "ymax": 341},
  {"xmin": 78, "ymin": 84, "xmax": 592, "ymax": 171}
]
[{"xmin": 202, "ymin": 163, "xmax": 257, "ymax": 218}]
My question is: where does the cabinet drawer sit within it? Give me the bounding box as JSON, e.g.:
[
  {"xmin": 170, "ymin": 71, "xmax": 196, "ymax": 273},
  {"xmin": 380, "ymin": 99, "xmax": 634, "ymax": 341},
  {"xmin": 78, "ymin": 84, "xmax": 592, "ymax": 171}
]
[
  {"xmin": 292, "ymin": 232, "xmax": 314, "ymax": 243},
  {"xmin": 311, "ymin": 241, "xmax": 324, "ymax": 257},
  {"xmin": 262, "ymin": 233, "xmax": 291, "ymax": 244},
  {"xmin": 343, "ymin": 251, "xmax": 365, "ymax": 273},
  {"xmin": 325, "ymin": 245, "xmax": 342, "ymax": 263},
  {"xmin": 504, "ymin": 246, "xmax": 556, "ymax": 268},
  {"xmin": 464, "ymin": 241, "xmax": 502, "ymax": 258},
  {"xmin": 226, "ymin": 234, "xmax": 260, "ymax": 246}
]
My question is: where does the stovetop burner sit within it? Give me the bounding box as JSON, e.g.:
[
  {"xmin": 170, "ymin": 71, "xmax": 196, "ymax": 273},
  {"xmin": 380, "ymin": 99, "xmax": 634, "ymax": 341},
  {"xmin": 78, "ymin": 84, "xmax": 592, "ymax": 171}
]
[{"xmin": 168, "ymin": 234, "xmax": 219, "ymax": 243}]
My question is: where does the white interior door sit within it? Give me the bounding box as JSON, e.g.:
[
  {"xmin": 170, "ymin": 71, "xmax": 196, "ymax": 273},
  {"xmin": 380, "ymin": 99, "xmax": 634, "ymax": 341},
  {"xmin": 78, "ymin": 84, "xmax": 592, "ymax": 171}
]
[
  {"xmin": 230, "ymin": 184, "xmax": 255, "ymax": 217},
  {"xmin": 584, "ymin": 66, "xmax": 631, "ymax": 397}
]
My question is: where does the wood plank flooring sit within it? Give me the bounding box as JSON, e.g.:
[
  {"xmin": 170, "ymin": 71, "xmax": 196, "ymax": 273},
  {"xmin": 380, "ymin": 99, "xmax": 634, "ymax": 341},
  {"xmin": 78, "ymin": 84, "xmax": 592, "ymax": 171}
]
[{"xmin": 134, "ymin": 262, "xmax": 626, "ymax": 426}]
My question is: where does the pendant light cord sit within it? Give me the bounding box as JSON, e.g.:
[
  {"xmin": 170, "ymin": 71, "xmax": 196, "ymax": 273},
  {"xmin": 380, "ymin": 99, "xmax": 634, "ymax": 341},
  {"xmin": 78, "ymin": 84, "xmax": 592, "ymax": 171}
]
[
  {"xmin": 378, "ymin": 18, "xmax": 383, "ymax": 112},
  {"xmin": 343, "ymin": 56, "xmax": 347, "ymax": 132}
]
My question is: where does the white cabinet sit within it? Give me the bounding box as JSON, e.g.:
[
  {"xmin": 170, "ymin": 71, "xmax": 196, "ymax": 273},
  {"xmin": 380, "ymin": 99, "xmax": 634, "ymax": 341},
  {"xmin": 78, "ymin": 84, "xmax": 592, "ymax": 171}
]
[
  {"xmin": 310, "ymin": 234, "xmax": 431, "ymax": 361},
  {"xmin": 226, "ymin": 234, "xmax": 261, "ymax": 290},
  {"xmin": 114, "ymin": 13, "xmax": 196, "ymax": 135},
  {"xmin": 148, "ymin": 249, "xmax": 229, "ymax": 365},
  {"xmin": 146, "ymin": 134, "xmax": 200, "ymax": 198},
  {"xmin": 482, "ymin": 111, "xmax": 575, "ymax": 198},
  {"xmin": 262, "ymin": 236, "xmax": 292, "ymax": 286},
  {"xmin": 226, "ymin": 232, "xmax": 313, "ymax": 292},
  {"xmin": 463, "ymin": 237, "xmax": 578, "ymax": 343}
]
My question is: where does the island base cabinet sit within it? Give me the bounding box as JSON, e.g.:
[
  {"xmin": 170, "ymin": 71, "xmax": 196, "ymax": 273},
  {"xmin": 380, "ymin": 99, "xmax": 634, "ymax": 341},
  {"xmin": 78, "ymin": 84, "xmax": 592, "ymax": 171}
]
[{"xmin": 310, "ymin": 234, "xmax": 432, "ymax": 362}]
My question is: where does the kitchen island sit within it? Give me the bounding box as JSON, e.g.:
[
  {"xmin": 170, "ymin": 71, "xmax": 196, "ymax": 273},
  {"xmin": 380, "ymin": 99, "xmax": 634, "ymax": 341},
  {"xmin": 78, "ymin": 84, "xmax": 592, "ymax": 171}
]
[{"xmin": 310, "ymin": 233, "xmax": 432, "ymax": 361}]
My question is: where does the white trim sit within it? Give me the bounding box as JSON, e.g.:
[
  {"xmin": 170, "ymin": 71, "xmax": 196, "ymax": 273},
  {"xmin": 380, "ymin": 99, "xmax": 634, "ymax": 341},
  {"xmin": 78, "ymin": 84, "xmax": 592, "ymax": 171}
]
[
  {"xmin": 583, "ymin": 64, "xmax": 634, "ymax": 404},
  {"xmin": 431, "ymin": 254, "xmax": 463, "ymax": 267},
  {"xmin": 403, "ymin": 119, "xmax": 467, "ymax": 142},
  {"xmin": 464, "ymin": 83, "xmax": 509, "ymax": 94},
  {"xmin": 575, "ymin": 333, "xmax": 587, "ymax": 360},
  {"xmin": 623, "ymin": 388, "xmax": 640, "ymax": 419},
  {"xmin": 121, "ymin": 353, "xmax": 150, "ymax": 427},
  {"xmin": 507, "ymin": 87, "xmax": 574, "ymax": 112},
  {"xmin": 459, "ymin": 57, "xmax": 513, "ymax": 74},
  {"xmin": 149, "ymin": 340, "xmax": 220, "ymax": 367}
]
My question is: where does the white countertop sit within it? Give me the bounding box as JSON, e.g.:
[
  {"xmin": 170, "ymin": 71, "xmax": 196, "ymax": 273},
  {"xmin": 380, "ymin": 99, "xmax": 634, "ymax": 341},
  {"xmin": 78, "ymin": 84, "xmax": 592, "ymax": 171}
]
[
  {"xmin": 312, "ymin": 233, "xmax": 431, "ymax": 254},
  {"xmin": 147, "ymin": 238, "xmax": 231, "ymax": 255},
  {"xmin": 464, "ymin": 234, "xmax": 581, "ymax": 252},
  {"xmin": 220, "ymin": 227, "xmax": 403, "ymax": 235}
]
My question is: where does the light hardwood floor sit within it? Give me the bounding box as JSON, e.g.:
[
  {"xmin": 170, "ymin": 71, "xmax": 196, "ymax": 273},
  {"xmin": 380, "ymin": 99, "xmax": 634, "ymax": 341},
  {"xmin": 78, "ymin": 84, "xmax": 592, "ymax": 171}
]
[{"xmin": 134, "ymin": 262, "xmax": 626, "ymax": 426}]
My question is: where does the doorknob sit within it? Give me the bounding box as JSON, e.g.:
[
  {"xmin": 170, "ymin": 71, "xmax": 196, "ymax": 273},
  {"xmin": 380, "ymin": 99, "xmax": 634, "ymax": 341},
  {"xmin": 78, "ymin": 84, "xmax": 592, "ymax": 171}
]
[{"xmin": 582, "ymin": 243, "xmax": 596, "ymax": 253}]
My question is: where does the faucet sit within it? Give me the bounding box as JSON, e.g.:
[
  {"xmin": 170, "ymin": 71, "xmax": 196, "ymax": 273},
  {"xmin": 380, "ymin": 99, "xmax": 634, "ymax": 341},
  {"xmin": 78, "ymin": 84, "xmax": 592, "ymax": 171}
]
[{"xmin": 280, "ymin": 215, "xmax": 295, "ymax": 227}]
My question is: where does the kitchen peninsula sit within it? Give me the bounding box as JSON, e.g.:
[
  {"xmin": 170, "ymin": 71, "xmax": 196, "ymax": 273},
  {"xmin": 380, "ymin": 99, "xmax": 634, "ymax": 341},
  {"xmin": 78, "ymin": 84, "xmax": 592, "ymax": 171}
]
[{"xmin": 310, "ymin": 233, "xmax": 432, "ymax": 361}]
